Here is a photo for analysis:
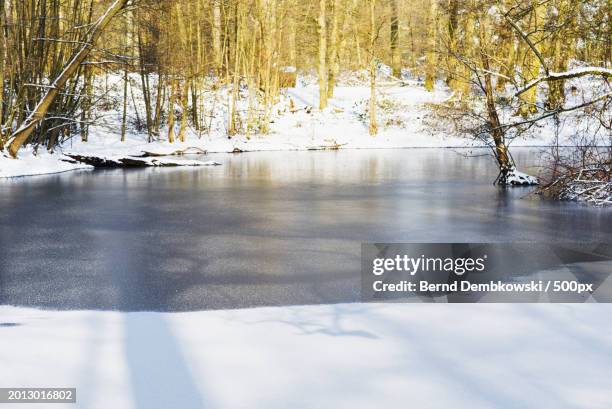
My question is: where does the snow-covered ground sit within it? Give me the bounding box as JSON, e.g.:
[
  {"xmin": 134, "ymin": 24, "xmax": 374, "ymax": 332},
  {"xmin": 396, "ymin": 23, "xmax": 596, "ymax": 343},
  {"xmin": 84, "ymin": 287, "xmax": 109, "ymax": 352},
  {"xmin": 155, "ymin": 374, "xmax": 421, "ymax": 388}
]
[
  {"xmin": 1, "ymin": 303, "xmax": 611, "ymax": 409},
  {"xmin": 66, "ymin": 80, "xmax": 574, "ymax": 157},
  {"xmin": 1, "ymin": 82, "xmax": 459, "ymax": 178},
  {"xmin": 0, "ymin": 146, "xmax": 92, "ymax": 178},
  {"xmin": 61, "ymin": 81, "xmax": 471, "ymax": 157},
  {"xmin": 2, "ymin": 70, "xmax": 607, "ymax": 179}
]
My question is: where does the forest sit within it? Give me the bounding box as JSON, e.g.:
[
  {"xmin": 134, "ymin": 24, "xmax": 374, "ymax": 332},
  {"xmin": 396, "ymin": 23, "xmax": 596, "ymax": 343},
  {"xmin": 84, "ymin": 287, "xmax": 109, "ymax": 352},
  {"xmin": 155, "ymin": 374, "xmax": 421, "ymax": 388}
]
[
  {"xmin": 2, "ymin": 2, "xmax": 612, "ymax": 405},
  {"xmin": 0, "ymin": 0, "xmax": 611, "ymax": 202}
]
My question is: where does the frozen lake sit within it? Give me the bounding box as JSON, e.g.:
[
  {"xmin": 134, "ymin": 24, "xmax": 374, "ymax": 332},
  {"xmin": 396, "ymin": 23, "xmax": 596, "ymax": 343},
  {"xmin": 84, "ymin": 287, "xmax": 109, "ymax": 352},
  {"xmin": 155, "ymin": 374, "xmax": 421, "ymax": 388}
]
[{"xmin": 1, "ymin": 148, "xmax": 610, "ymax": 311}]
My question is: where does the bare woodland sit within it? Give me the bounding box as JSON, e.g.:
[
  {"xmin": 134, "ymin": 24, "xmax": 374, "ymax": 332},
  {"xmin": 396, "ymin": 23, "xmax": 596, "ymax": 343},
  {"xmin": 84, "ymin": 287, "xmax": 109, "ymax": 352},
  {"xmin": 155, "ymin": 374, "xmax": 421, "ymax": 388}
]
[{"xmin": 0, "ymin": 0, "xmax": 611, "ymax": 198}]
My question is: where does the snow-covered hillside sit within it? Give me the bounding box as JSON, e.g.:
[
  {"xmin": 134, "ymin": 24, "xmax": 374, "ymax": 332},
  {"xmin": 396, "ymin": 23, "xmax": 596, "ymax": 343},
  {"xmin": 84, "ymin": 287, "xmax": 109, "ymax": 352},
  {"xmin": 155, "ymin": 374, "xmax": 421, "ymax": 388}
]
[{"xmin": 1, "ymin": 71, "xmax": 608, "ymax": 179}]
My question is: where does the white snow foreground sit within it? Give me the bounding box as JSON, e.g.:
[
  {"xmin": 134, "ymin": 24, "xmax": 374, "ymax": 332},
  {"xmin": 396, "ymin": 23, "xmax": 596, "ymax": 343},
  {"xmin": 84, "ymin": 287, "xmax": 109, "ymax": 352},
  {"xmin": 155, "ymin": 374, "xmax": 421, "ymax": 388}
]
[{"xmin": 1, "ymin": 303, "xmax": 611, "ymax": 409}]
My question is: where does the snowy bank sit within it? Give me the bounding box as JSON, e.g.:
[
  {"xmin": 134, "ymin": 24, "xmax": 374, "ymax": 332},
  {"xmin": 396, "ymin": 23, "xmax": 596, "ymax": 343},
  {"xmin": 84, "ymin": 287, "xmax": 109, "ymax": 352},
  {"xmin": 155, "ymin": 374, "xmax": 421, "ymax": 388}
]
[
  {"xmin": 64, "ymin": 153, "xmax": 221, "ymax": 168},
  {"xmin": 1, "ymin": 303, "xmax": 611, "ymax": 409},
  {"xmin": 3, "ymin": 77, "xmax": 605, "ymax": 178},
  {"xmin": 0, "ymin": 147, "xmax": 92, "ymax": 179},
  {"xmin": 62, "ymin": 83, "xmax": 475, "ymax": 159},
  {"xmin": 64, "ymin": 82, "xmax": 573, "ymax": 160}
]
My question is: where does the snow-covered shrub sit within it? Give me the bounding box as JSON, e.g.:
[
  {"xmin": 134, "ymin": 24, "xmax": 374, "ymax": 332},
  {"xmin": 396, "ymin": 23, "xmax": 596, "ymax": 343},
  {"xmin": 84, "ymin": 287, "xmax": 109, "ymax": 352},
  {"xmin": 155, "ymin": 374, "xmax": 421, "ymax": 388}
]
[
  {"xmin": 539, "ymin": 166, "xmax": 611, "ymax": 206},
  {"xmin": 354, "ymin": 95, "xmax": 408, "ymax": 129}
]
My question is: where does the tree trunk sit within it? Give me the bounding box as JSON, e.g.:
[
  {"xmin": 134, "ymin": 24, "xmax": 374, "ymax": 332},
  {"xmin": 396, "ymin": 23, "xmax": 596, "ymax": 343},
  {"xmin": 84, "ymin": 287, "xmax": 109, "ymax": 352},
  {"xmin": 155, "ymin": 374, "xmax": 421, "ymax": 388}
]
[
  {"xmin": 318, "ymin": 0, "xmax": 328, "ymax": 109},
  {"xmin": 458, "ymin": 6, "xmax": 475, "ymax": 100},
  {"xmin": 212, "ymin": 0, "xmax": 222, "ymax": 73},
  {"xmin": 327, "ymin": 0, "xmax": 338, "ymax": 98},
  {"xmin": 80, "ymin": 66, "xmax": 92, "ymax": 142},
  {"xmin": 424, "ymin": 0, "xmax": 438, "ymax": 92},
  {"xmin": 178, "ymin": 80, "xmax": 189, "ymax": 143},
  {"xmin": 0, "ymin": 0, "xmax": 5, "ymax": 150},
  {"xmin": 229, "ymin": 0, "xmax": 242, "ymax": 137},
  {"xmin": 288, "ymin": 3, "xmax": 297, "ymax": 68},
  {"xmin": 517, "ymin": 1, "xmax": 545, "ymax": 117},
  {"xmin": 546, "ymin": 0, "xmax": 573, "ymax": 110},
  {"xmin": 495, "ymin": 20, "xmax": 515, "ymax": 92},
  {"xmin": 120, "ymin": 66, "xmax": 129, "ymax": 142},
  {"xmin": 446, "ymin": 0, "xmax": 459, "ymax": 90},
  {"xmin": 6, "ymin": 0, "xmax": 129, "ymax": 158},
  {"xmin": 138, "ymin": 27, "xmax": 154, "ymax": 143},
  {"xmin": 153, "ymin": 73, "xmax": 164, "ymax": 136},
  {"xmin": 390, "ymin": 0, "xmax": 401, "ymax": 77},
  {"xmin": 368, "ymin": 0, "xmax": 378, "ymax": 136},
  {"xmin": 480, "ymin": 35, "xmax": 510, "ymax": 181},
  {"xmin": 191, "ymin": 81, "xmax": 199, "ymax": 131},
  {"xmin": 167, "ymin": 80, "xmax": 176, "ymax": 143}
]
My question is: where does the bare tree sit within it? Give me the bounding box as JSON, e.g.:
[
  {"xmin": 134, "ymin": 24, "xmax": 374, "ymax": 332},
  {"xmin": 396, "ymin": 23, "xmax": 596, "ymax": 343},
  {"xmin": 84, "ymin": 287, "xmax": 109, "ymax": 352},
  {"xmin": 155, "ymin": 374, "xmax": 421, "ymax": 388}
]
[{"xmin": 5, "ymin": 0, "xmax": 130, "ymax": 158}]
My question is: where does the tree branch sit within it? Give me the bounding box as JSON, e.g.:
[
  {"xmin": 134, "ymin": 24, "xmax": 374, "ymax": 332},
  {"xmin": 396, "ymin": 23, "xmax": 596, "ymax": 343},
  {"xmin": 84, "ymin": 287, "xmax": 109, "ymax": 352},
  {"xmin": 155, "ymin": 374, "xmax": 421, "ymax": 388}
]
[{"xmin": 515, "ymin": 67, "xmax": 612, "ymax": 97}]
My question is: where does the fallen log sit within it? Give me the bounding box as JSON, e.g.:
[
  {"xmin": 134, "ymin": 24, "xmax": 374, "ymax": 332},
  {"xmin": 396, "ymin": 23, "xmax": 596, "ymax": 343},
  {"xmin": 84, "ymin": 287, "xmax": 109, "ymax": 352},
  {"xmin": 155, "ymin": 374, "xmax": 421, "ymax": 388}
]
[
  {"xmin": 136, "ymin": 147, "xmax": 208, "ymax": 157},
  {"xmin": 306, "ymin": 139, "xmax": 347, "ymax": 151},
  {"xmin": 65, "ymin": 154, "xmax": 221, "ymax": 168},
  {"xmin": 64, "ymin": 154, "xmax": 121, "ymax": 167}
]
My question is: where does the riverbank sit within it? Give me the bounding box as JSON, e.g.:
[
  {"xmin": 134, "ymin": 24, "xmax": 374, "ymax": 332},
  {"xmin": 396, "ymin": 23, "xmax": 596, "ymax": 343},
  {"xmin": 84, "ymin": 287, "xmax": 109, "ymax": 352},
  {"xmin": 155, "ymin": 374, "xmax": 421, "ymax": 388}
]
[
  {"xmin": 1, "ymin": 78, "xmax": 578, "ymax": 179},
  {"xmin": 0, "ymin": 146, "xmax": 93, "ymax": 178}
]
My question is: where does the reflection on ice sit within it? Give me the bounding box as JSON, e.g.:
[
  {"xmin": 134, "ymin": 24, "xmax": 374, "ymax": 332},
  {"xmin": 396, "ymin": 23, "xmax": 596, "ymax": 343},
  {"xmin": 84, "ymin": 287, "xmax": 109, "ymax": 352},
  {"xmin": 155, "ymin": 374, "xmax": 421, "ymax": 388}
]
[{"xmin": 0, "ymin": 149, "xmax": 610, "ymax": 311}]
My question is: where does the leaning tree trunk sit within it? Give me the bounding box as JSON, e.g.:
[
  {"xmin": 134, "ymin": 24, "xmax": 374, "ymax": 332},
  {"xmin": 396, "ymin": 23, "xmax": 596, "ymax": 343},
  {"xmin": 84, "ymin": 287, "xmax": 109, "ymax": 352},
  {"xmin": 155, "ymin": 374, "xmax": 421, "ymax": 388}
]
[
  {"xmin": 5, "ymin": 0, "xmax": 129, "ymax": 158},
  {"xmin": 481, "ymin": 48, "xmax": 511, "ymax": 182}
]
